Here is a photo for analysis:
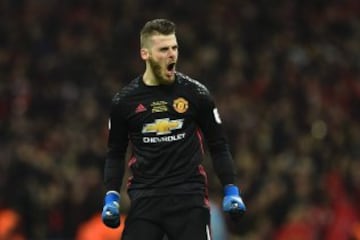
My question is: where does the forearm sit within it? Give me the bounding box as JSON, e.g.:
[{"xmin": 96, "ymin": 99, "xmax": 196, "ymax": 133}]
[
  {"xmin": 104, "ymin": 149, "xmax": 125, "ymax": 191},
  {"xmin": 209, "ymin": 142, "xmax": 236, "ymax": 186}
]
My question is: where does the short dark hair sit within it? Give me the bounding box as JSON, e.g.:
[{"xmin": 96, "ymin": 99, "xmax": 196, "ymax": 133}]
[{"xmin": 140, "ymin": 19, "xmax": 176, "ymax": 47}]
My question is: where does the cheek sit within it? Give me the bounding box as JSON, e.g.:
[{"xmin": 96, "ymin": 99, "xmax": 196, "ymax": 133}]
[
  {"xmin": 155, "ymin": 53, "xmax": 166, "ymax": 61},
  {"xmin": 153, "ymin": 55, "xmax": 167, "ymax": 65}
]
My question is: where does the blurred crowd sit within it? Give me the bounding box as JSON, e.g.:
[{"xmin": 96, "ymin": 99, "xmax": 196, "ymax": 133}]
[{"xmin": 0, "ymin": 0, "xmax": 359, "ymax": 239}]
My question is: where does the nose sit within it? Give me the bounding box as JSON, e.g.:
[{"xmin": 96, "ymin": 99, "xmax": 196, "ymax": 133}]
[{"xmin": 168, "ymin": 48, "xmax": 177, "ymax": 59}]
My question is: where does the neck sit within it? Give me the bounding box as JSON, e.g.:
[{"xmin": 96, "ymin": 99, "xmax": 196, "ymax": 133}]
[{"xmin": 142, "ymin": 69, "xmax": 159, "ymax": 86}]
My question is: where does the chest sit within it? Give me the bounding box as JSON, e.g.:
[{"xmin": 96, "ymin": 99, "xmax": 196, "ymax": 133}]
[{"xmin": 123, "ymin": 89, "xmax": 197, "ymax": 135}]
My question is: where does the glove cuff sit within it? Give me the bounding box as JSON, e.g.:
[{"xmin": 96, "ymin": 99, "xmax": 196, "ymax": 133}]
[
  {"xmin": 224, "ymin": 184, "xmax": 239, "ymax": 196},
  {"xmin": 105, "ymin": 190, "xmax": 120, "ymax": 204}
]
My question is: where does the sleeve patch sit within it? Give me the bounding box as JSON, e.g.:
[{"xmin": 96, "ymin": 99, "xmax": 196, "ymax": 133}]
[{"xmin": 213, "ymin": 108, "xmax": 222, "ymax": 124}]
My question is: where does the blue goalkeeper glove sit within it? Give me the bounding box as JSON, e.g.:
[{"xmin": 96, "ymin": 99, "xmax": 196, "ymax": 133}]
[
  {"xmin": 101, "ymin": 191, "xmax": 121, "ymax": 228},
  {"xmin": 223, "ymin": 185, "xmax": 246, "ymax": 220}
]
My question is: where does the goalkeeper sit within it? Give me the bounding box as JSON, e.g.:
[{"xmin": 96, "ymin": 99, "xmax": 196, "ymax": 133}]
[{"xmin": 102, "ymin": 18, "xmax": 246, "ymax": 240}]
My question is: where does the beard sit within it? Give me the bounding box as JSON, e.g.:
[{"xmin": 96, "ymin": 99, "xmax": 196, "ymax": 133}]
[{"xmin": 148, "ymin": 57, "xmax": 175, "ymax": 85}]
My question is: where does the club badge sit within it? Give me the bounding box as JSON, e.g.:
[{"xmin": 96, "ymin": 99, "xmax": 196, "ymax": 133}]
[{"xmin": 173, "ymin": 97, "xmax": 188, "ymax": 113}]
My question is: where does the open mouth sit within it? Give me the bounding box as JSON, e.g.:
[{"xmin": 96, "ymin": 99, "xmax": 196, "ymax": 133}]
[{"xmin": 167, "ymin": 63, "xmax": 176, "ymax": 71}]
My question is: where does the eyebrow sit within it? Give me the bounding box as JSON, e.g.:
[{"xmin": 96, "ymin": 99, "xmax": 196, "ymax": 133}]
[{"xmin": 159, "ymin": 45, "xmax": 178, "ymax": 50}]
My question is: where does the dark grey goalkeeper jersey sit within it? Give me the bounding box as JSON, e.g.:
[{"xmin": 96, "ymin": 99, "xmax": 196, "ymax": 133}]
[{"xmin": 104, "ymin": 72, "xmax": 236, "ymax": 201}]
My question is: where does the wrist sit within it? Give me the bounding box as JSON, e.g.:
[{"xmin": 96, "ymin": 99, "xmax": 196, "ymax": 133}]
[
  {"xmin": 105, "ymin": 190, "xmax": 120, "ymax": 204},
  {"xmin": 224, "ymin": 184, "xmax": 239, "ymax": 196}
]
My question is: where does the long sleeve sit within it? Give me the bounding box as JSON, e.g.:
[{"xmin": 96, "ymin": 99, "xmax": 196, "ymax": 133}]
[
  {"xmin": 196, "ymin": 91, "xmax": 236, "ymax": 186},
  {"xmin": 104, "ymin": 96, "xmax": 129, "ymax": 191}
]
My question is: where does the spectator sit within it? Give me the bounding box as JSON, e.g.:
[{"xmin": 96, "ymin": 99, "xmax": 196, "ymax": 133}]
[{"xmin": 0, "ymin": 0, "xmax": 359, "ymax": 239}]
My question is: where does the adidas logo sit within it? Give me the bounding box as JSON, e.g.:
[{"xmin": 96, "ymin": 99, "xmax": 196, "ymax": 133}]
[{"xmin": 135, "ymin": 104, "xmax": 147, "ymax": 113}]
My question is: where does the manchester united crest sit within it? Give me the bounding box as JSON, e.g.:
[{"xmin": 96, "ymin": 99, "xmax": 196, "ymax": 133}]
[{"xmin": 173, "ymin": 97, "xmax": 189, "ymax": 113}]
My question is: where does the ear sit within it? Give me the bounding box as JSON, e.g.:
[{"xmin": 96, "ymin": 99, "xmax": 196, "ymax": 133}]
[{"xmin": 140, "ymin": 48, "xmax": 149, "ymax": 60}]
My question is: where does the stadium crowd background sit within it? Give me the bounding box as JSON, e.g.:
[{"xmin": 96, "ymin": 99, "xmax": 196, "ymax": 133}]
[{"xmin": 0, "ymin": 0, "xmax": 360, "ymax": 239}]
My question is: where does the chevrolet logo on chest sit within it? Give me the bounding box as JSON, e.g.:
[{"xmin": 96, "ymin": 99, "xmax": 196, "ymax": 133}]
[{"xmin": 142, "ymin": 118, "xmax": 184, "ymax": 135}]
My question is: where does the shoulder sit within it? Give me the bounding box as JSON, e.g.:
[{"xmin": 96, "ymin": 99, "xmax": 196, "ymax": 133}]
[
  {"xmin": 112, "ymin": 77, "xmax": 141, "ymax": 105},
  {"xmin": 176, "ymin": 72, "xmax": 210, "ymax": 96}
]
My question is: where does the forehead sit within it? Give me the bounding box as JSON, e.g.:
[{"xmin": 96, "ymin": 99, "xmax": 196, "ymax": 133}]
[{"xmin": 149, "ymin": 34, "xmax": 177, "ymax": 48}]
